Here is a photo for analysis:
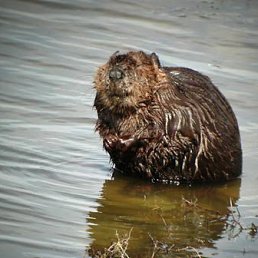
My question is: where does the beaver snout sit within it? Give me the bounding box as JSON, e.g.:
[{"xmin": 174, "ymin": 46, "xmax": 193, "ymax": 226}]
[{"xmin": 109, "ymin": 68, "xmax": 124, "ymax": 81}]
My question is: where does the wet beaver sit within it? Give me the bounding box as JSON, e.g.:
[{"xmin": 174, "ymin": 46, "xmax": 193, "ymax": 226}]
[{"xmin": 94, "ymin": 51, "xmax": 242, "ymax": 183}]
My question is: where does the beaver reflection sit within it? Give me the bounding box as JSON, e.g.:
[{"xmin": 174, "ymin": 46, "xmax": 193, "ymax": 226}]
[
  {"xmin": 87, "ymin": 176, "xmax": 241, "ymax": 257},
  {"xmin": 94, "ymin": 51, "xmax": 242, "ymax": 183}
]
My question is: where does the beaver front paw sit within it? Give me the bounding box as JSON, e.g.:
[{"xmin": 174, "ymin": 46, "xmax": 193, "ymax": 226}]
[{"xmin": 104, "ymin": 135, "xmax": 137, "ymax": 153}]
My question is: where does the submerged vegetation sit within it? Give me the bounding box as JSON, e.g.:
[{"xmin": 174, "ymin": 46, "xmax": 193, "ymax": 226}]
[
  {"xmin": 88, "ymin": 197, "xmax": 258, "ymax": 258},
  {"xmin": 88, "ymin": 228, "xmax": 133, "ymax": 258}
]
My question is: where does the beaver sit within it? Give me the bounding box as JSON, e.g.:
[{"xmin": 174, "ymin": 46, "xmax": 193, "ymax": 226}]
[{"xmin": 94, "ymin": 51, "xmax": 242, "ymax": 184}]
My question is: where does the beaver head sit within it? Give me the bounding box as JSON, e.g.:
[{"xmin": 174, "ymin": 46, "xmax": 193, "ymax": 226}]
[{"xmin": 94, "ymin": 51, "xmax": 164, "ymax": 114}]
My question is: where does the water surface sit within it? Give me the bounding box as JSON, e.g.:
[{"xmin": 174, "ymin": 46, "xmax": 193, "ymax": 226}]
[{"xmin": 0, "ymin": 0, "xmax": 258, "ymax": 257}]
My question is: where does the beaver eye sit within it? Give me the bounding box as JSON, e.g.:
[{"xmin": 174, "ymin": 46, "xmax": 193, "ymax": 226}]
[{"xmin": 109, "ymin": 68, "xmax": 124, "ymax": 81}]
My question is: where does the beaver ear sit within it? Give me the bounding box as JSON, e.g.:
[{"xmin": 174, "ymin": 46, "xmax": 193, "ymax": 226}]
[
  {"xmin": 109, "ymin": 51, "xmax": 120, "ymax": 62},
  {"xmin": 109, "ymin": 51, "xmax": 123, "ymax": 66},
  {"xmin": 111, "ymin": 51, "xmax": 119, "ymax": 57},
  {"xmin": 150, "ymin": 52, "xmax": 161, "ymax": 70}
]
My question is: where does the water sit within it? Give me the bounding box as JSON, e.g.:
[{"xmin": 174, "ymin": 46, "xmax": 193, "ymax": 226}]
[{"xmin": 0, "ymin": 0, "xmax": 258, "ymax": 257}]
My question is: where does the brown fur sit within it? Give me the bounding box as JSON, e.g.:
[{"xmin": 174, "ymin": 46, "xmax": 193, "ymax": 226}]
[{"xmin": 94, "ymin": 51, "xmax": 242, "ymax": 183}]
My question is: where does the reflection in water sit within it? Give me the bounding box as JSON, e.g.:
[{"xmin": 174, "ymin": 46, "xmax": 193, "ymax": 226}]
[{"xmin": 87, "ymin": 176, "xmax": 241, "ymax": 257}]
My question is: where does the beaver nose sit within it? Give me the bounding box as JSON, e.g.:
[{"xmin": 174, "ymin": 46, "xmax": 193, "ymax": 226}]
[{"xmin": 109, "ymin": 68, "xmax": 124, "ymax": 81}]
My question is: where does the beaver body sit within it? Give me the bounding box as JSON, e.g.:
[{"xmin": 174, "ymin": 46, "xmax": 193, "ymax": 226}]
[{"xmin": 94, "ymin": 51, "xmax": 242, "ymax": 183}]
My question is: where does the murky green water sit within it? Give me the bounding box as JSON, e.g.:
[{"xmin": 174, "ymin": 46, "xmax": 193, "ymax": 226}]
[
  {"xmin": 0, "ymin": 0, "xmax": 258, "ymax": 257},
  {"xmin": 88, "ymin": 177, "xmax": 243, "ymax": 257}
]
